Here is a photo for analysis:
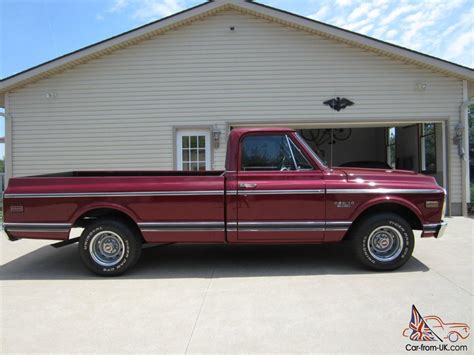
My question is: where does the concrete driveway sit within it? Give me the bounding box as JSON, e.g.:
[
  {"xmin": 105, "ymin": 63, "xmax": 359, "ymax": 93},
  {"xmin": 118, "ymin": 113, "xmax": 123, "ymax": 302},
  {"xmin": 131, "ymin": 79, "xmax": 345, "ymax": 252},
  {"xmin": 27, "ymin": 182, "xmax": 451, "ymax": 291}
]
[{"xmin": 1, "ymin": 217, "xmax": 472, "ymax": 354}]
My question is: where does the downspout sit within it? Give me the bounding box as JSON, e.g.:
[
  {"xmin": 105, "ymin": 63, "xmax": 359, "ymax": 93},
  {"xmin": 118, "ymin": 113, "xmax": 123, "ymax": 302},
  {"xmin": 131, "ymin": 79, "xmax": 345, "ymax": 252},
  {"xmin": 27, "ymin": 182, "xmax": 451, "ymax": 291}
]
[{"xmin": 459, "ymin": 80, "xmax": 473, "ymax": 216}]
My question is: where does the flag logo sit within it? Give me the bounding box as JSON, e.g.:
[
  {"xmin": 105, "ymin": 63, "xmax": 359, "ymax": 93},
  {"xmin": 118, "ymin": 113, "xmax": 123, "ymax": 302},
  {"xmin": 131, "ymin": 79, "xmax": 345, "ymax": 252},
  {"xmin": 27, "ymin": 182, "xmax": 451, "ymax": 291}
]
[{"xmin": 407, "ymin": 305, "xmax": 442, "ymax": 342}]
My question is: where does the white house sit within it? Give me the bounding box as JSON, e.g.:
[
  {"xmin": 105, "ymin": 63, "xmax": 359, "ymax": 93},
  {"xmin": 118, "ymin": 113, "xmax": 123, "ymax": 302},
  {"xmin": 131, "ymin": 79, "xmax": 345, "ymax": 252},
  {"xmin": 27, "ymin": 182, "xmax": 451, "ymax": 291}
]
[{"xmin": 1, "ymin": 0, "xmax": 473, "ymax": 215}]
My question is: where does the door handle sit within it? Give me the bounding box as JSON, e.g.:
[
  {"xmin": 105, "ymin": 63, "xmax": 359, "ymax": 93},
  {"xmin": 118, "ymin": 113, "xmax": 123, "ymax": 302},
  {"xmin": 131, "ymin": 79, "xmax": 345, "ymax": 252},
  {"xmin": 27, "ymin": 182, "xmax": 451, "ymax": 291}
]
[{"xmin": 239, "ymin": 183, "xmax": 257, "ymax": 189}]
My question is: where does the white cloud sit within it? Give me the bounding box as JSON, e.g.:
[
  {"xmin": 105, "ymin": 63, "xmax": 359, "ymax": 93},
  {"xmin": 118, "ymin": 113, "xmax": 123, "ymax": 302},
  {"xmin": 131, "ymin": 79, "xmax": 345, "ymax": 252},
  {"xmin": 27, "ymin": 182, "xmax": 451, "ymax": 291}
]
[
  {"xmin": 133, "ymin": 0, "xmax": 184, "ymax": 20},
  {"xmin": 372, "ymin": 25, "xmax": 387, "ymax": 38},
  {"xmin": 359, "ymin": 23, "xmax": 374, "ymax": 34},
  {"xmin": 373, "ymin": 0, "xmax": 390, "ymax": 6},
  {"xmin": 446, "ymin": 29, "xmax": 474, "ymax": 60},
  {"xmin": 336, "ymin": 0, "xmax": 353, "ymax": 6},
  {"xmin": 110, "ymin": 0, "xmax": 130, "ymax": 13},
  {"xmin": 108, "ymin": 0, "xmax": 186, "ymax": 21},
  {"xmin": 348, "ymin": 3, "xmax": 371, "ymax": 21},
  {"xmin": 308, "ymin": 6, "xmax": 329, "ymax": 21},
  {"xmin": 367, "ymin": 8, "xmax": 380, "ymax": 19},
  {"xmin": 385, "ymin": 29, "xmax": 398, "ymax": 39},
  {"xmin": 379, "ymin": 4, "xmax": 419, "ymax": 26},
  {"xmin": 343, "ymin": 17, "xmax": 372, "ymax": 31}
]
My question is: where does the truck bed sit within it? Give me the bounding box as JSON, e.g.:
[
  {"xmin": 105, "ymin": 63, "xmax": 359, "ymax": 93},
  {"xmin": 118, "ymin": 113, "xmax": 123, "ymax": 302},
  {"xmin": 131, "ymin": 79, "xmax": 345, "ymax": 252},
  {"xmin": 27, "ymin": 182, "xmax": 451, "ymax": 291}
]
[{"xmin": 3, "ymin": 172, "xmax": 227, "ymax": 243}]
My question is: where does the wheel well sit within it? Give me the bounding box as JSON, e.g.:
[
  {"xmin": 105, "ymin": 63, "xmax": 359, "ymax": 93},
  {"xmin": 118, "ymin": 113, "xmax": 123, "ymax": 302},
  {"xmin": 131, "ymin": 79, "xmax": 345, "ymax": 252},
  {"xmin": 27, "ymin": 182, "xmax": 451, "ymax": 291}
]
[
  {"xmin": 345, "ymin": 203, "xmax": 423, "ymax": 240},
  {"xmin": 72, "ymin": 208, "xmax": 144, "ymax": 242}
]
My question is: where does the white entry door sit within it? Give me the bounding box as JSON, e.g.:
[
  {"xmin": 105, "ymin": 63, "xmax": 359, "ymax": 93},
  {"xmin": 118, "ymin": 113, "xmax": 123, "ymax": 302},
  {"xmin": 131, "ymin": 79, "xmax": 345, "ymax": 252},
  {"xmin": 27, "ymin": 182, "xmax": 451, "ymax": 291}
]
[{"xmin": 176, "ymin": 129, "xmax": 211, "ymax": 171}]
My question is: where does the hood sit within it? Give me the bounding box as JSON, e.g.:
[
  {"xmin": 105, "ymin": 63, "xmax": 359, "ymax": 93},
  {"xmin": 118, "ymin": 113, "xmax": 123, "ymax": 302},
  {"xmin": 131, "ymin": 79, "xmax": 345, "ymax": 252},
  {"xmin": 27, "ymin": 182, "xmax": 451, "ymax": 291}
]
[{"xmin": 333, "ymin": 167, "xmax": 440, "ymax": 187}]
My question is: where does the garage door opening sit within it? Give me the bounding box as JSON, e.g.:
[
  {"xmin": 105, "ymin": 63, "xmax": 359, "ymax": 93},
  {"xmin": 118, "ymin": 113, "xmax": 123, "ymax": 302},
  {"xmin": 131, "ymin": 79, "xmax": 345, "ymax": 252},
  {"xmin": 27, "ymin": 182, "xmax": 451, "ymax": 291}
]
[{"xmin": 296, "ymin": 123, "xmax": 445, "ymax": 187}]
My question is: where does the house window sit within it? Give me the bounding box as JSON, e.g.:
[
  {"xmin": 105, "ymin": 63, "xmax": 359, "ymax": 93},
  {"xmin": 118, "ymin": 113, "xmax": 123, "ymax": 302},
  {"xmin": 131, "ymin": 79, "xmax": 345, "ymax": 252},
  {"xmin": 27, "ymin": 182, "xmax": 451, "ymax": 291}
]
[
  {"xmin": 386, "ymin": 127, "xmax": 396, "ymax": 168},
  {"xmin": 176, "ymin": 130, "xmax": 211, "ymax": 171},
  {"xmin": 420, "ymin": 123, "xmax": 436, "ymax": 173}
]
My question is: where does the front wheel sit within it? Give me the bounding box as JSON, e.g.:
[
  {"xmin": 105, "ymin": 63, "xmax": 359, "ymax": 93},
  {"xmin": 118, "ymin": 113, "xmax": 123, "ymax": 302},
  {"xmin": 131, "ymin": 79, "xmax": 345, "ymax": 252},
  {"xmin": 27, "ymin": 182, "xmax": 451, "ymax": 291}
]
[
  {"xmin": 79, "ymin": 219, "xmax": 142, "ymax": 276},
  {"xmin": 351, "ymin": 213, "xmax": 414, "ymax": 271}
]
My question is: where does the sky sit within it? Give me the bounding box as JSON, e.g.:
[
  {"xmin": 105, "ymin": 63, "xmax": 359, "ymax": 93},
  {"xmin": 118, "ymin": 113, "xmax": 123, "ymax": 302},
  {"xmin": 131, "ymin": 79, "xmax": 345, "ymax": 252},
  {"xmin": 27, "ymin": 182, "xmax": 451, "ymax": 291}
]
[{"xmin": 0, "ymin": 0, "xmax": 473, "ymax": 157}]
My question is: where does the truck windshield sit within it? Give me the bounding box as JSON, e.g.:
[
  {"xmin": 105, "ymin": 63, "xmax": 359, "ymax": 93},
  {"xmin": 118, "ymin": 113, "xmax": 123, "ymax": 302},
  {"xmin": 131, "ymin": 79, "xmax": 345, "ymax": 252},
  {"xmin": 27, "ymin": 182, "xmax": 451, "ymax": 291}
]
[{"xmin": 294, "ymin": 133, "xmax": 328, "ymax": 168}]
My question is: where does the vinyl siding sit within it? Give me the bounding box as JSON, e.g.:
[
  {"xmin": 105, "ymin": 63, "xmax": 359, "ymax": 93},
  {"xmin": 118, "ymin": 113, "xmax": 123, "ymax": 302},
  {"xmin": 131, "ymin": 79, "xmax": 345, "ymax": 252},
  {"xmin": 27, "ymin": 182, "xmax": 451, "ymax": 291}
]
[{"xmin": 7, "ymin": 9, "xmax": 464, "ymax": 202}]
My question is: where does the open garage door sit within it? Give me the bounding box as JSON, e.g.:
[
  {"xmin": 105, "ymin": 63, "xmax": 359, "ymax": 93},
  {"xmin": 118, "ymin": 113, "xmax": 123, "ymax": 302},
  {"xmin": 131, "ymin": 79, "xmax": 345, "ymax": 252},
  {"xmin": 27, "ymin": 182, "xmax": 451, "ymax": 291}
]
[{"xmin": 296, "ymin": 123, "xmax": 445, "ymax": 188}]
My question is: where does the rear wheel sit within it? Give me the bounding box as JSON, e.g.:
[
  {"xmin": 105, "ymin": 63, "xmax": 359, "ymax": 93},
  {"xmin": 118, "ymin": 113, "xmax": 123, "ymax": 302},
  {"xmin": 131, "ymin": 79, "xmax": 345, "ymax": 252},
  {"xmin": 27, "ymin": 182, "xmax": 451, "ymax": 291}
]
[
  {"xmin": 351, "ymin": 213, "xmax": 414, "ymax": 271},
  {"xmin": 448, "ymin": 332, "xmax": 459, "ymax": 342},
  {"xmin": 79, "ymin": 219, "xmax": 142, "ymax": 276}
]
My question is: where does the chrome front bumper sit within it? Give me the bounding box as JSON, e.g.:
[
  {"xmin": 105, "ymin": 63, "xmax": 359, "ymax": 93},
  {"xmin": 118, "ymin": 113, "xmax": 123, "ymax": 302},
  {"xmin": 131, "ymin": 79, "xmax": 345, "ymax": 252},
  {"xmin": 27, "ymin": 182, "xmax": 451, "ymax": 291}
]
[{"xmin": 422, "ymin": 221, "xmax": 448, "ymax": 239}]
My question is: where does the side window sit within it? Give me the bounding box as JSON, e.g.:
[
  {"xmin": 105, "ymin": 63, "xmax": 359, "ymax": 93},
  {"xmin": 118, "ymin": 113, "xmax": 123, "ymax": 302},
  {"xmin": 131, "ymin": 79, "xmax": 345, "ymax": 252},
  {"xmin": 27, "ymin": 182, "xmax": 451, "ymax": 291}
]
[{"xmin": 241, "ymin": 135, "xmax": 294, "ymax": 171}]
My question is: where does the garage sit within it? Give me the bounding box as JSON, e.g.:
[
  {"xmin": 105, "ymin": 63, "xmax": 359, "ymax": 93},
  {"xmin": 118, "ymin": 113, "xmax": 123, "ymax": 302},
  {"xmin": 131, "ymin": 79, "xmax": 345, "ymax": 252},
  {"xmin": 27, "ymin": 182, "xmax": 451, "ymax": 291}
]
[{"xmin": 0, "ymin": 0, "xmax": 472, "ymax": 215}]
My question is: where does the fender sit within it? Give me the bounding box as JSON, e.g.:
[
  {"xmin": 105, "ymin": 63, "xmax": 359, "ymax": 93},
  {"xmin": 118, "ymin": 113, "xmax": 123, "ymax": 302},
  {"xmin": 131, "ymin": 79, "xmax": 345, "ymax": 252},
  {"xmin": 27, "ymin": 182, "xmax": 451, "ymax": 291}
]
[
  {"xmin": 350, "ymin": 195, "xmax": 425, "ymax": 225},
  {"xmin": 69, "ymin": 202, "xmax": 140, "ymax": 227}
]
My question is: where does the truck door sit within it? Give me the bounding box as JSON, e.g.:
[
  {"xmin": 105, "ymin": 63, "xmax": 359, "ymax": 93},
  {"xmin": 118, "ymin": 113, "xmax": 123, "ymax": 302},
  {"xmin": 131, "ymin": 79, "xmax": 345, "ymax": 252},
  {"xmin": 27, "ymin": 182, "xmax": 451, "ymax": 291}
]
[{"xmin": 236, "ymin": 133, "xmax": 326, "ymax": 241}]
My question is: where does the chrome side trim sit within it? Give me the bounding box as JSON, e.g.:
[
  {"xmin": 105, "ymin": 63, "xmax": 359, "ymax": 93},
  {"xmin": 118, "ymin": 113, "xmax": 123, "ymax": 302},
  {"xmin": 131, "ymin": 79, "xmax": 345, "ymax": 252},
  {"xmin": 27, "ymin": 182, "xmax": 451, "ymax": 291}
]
[
  {"xmin": 141, "ymin": 228, "xmax": 225, "ymax": 232},
  {"xmin": 228, "ymin": 189, "xmax": 325, "ymax": 195},
  {"xmin": 3, "ymin": 222, "xmax": 71, "ymax": 232},
  {"xmin": 138, "ymin": 221, "xmax": 225, "ymax": 232},
  {"xmin": 238, "ymin": 228, "xmax": 326, "ymax": 232},
  {"xmin": 3, "ymin": 190, "xmax": 225, "ymax": 199},
  {"xmin": 325, "ymin": 221, "xmax": 352, "ymax": 231},
  {"xmin": 238, "ymin": 221, "xmax": 326, "ymax": 227},
  {"xmin": 327, "ymin": 188, "xmax": 442, "ymax": 194},
  {"xmin": 231, "ymin": 221, "xmax": 351, "ymax": 232}
]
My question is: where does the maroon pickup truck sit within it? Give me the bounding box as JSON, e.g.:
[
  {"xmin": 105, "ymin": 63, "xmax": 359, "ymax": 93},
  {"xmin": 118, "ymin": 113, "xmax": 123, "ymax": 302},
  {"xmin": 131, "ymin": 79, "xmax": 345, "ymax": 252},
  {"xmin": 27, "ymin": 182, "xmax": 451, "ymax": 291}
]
[{"xmin": 2, "ymin": 128, "xmax": 447, "ymax": 276}]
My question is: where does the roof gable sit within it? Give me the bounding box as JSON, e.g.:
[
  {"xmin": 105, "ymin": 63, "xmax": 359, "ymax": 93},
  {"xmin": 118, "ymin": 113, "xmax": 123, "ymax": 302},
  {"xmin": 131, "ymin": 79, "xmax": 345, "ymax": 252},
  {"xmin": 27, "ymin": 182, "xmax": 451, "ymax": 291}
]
[{"xmin": 1, "ymin": 0, "xmax": 472, "ymax": 98}]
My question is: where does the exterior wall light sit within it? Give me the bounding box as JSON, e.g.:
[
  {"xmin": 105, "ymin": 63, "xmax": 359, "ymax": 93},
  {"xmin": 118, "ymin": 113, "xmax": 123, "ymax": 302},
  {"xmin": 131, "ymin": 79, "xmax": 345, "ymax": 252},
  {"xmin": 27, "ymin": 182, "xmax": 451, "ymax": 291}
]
[
  {"xmin": 212, "ymin": 129, "xmax": 221, "ymax": 149},
  {"xmin": 453, "ymin": 122, "xmax": 465, "ymax": 158},
  {"xmin": 45, "ymin": 92, "xmax": 57, "ymax": 99},
  {"xmin": 415, "ymin": 82, "xmax": 427, "ymax": 91}
]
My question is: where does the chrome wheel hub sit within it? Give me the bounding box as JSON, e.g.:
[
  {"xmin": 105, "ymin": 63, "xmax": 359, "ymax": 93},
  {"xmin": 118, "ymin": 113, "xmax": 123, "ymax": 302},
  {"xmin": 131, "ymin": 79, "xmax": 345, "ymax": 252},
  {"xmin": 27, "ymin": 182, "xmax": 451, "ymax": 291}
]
[
  {"xmin": 367, "ymin": 226, "xmax": 403, "ymax": 262},
  {"xmin": 89, "ymin": 231, "xmax": 125, "ymax": 267}
]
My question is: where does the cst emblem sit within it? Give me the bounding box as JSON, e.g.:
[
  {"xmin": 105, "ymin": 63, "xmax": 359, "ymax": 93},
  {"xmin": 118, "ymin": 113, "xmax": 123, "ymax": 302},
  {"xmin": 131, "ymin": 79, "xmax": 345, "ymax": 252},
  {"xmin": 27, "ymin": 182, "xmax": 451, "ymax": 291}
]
[{"xmin": 334, "ymin": 201, "xmax": 354, "ymax": 208}]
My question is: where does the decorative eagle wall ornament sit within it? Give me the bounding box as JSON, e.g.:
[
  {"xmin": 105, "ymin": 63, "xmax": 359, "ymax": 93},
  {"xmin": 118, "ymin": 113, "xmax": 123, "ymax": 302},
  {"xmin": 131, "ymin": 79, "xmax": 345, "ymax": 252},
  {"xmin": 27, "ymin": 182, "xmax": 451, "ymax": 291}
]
[{"xmin": 323, "ymin": 97, "xmax": 354, "ymax": 112}]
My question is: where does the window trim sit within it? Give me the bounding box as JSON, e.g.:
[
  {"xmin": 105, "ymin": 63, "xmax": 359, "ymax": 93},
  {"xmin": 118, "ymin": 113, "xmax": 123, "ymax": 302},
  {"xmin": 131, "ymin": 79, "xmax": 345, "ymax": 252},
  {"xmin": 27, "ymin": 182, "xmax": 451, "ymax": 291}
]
[{"xmin": 175, "ymin": 128, "xmax": 211, "ymax": 171}]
